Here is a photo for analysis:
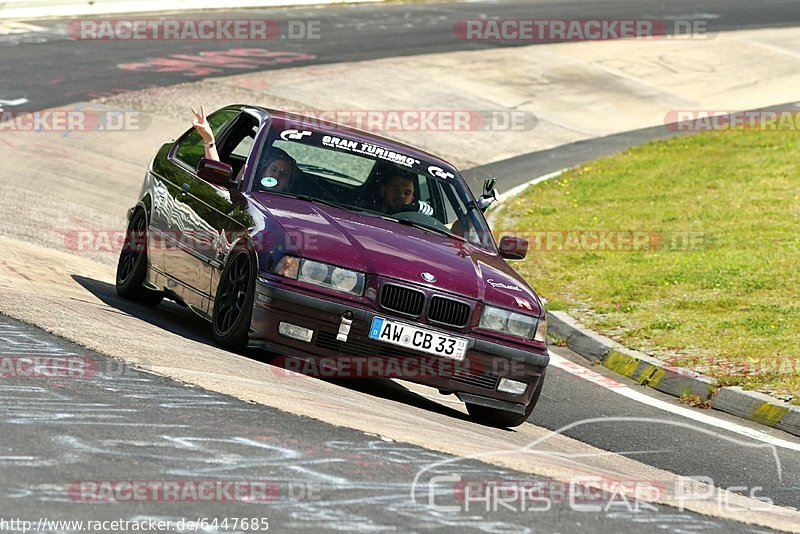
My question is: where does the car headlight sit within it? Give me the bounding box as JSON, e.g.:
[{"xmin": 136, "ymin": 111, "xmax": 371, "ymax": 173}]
[
  {"xmin": 507, "ymin": 312, "xmax": 535, "ymax": 338},
  {"xmin": 272, "ymin": 256, "xmax": 365, "ymax": 296},
  {"xmin": 331, "ymin": 267, "xmax": 359, "ymax": 292},
  {"xmin": 300, "ymin": 260, "xmax": 328, "ymax": 283},
  {"xmin": 480, "ymin": 305, "xmax": 544, "ymax": 342},
  {"xmin": 480, "ymin": 306, "xmax": 509, "ymax": 331}
]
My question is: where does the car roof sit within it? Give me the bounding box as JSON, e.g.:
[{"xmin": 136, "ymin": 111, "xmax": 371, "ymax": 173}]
[{"xmin": 236, "ymin": 105, "xmax": 461, "ymax": 174}]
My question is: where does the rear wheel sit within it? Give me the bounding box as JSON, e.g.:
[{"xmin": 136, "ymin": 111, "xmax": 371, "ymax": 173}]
[
  {"xmin": 466, "ymin": 370, "xmax": 546, "ymax": 428},
  {"xmin": 115, "ymin": 209, "xmax": 163, "ymax": 306},
  {"xmin": 212, "ymin": 248, "xmax": 256, "ymax": 352}
]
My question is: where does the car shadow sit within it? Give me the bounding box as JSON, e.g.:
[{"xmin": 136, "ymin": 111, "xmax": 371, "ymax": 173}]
[
  {"xmin": 71, "ymin": 275, "xmax": 473, "ymax": 423},
  {"xmin": 72, "ymin": 275, "xmax": 216, "ymax": 347}
]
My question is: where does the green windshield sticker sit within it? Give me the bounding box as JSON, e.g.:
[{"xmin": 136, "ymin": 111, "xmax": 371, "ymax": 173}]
[{"xmin": 261, "ymin": 177, "xmax": 278, "ymax": 188}]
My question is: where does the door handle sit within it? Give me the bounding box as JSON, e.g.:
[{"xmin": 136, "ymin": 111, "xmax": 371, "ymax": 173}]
[{"xmin": 180, "ymin": 183, "xmax": 191, "ymax": 196}]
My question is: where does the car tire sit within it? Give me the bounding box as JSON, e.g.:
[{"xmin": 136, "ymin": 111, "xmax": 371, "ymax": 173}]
[
  {"xmin": 212, "ymin": 248, "xmax": 256, "ymax": 352},
  {"xmin": 466, "ymin": 369, "xmax": 546, "ymax": 428},
  {"xmin": 115, "ymin": 208, "xmax": 163, "ymax": 306}
]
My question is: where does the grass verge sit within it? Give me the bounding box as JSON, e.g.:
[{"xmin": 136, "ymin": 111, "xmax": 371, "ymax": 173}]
[{"xmin": 493, "ymin": 130, "xmax": 800, "ymax": 403}]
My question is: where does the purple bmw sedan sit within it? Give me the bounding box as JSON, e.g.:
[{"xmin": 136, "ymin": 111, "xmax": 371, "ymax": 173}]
[{"xmin": 116, "ymin": 105, "xmax": 548, "ymax": 427}]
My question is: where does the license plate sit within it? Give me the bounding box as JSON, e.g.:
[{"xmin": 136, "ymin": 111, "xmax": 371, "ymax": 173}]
[{"xmin": 368, "ymin": 317, "xmax": 468, "ymax": 360}]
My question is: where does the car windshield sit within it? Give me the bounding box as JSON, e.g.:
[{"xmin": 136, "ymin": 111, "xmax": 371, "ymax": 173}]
[{"xmin": 250, "ymin": 120, "xmax": 497, "ymax": 251}]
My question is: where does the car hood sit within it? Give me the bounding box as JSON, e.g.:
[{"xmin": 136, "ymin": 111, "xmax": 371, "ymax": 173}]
[{"xmin": 251, "ymin": 193, "xmax": 542, "ymax": 314}]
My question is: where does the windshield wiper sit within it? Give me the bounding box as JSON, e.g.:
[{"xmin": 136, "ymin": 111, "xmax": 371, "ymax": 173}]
[
  {"xmin": 292, "ymin": 194, "xmax": 349, "ymax": 210},
  {"xmin": 287, "ymin": 193, "xmax": 374, "ymax": 214},
  {"xmin": 272, "ymin": 193, "xmax": 462, "ymax": 239},
  {"xmin": 392, "ymin": 218, "xmax": 461, "ymax": 240}
]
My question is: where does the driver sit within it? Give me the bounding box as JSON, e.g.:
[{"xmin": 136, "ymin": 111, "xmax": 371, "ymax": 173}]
[{"xmin": 378, "ymin": 169, "xmax": 434, "ymax": 216}]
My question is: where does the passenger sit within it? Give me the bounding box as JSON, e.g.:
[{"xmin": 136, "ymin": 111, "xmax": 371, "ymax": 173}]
[
  {"xmin": 258, "ymin": 148, "xmax": 297, "ymax": 193},
  {"xmin": 190, "ymin": 105, "xmax": 296, "ymax": 191}
]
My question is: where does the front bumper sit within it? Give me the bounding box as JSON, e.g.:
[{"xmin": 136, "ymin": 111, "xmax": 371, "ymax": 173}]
[{"xmin": 251, "ymin": 278, "xmax": 549, "ymax": 410}]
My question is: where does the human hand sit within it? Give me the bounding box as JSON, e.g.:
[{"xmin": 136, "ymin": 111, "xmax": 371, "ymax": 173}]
[
  {"xmin": 476, "ymin": 178, "xmax": 498, "ymax": 211},
  {"xmin": 190, "ymin": 105, "xmax": 213, "ymax": 143}
]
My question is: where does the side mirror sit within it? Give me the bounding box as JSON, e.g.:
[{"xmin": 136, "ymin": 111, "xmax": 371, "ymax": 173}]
[
  {"xmin": 499, "ymin": 235, "xmax": 528, "ymax": 260},
  {"xmin": 197, "ymin": 158, "xmax": 233, "ymax": 187}
]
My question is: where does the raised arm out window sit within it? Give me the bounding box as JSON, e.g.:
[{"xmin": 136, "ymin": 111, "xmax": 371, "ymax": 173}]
[{"xmin": 173, "ymin": 109, "xmax": 237, "ymax": 168}]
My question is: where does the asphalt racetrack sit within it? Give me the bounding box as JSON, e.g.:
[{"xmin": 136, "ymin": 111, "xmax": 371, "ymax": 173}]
[{"xmin": 2, "ymin": 1, "xmax": 800, "ymax": 532}]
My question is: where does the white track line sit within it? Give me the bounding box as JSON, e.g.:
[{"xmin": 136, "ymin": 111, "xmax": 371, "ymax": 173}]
[
  {"xmin": 550, "ymin": 353, "xmax": 800, "ymax": 452},
  {"xmin": 496, "ymin": 168, "xmax": 567, "ymax": 203}
]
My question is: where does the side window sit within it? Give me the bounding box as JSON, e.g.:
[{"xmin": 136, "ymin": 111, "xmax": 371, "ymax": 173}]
[
  {"xmin": 230, "ymin": 135, "xmax": 255, "ymax": 159},
  {"xmin": 435, "ymin": 179, "xmax": 459, "ymax": 224},
  {"xmin": 175, "ymin": 109, "xmax": 238, "ymax": 170},
  {"xmin": 418, "ymin": 175, "xmax": 431, "ymax": 203},
  {"xmin": 218, "ymin": 115, "xmax": 259, "ymax": 163},
  {"xmin": 436, "ymin": 179, "xmax": 490, "ymax": 248}
]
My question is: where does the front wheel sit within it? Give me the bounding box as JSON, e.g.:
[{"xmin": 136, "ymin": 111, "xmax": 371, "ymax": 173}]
[
  {"xmin": 115, "ymin": 209, "xmax": 163, "ymax": 306},
  {"xmin": 212, "ymin": 248, "xmax": 256, "ymax": 352},
  {"xmin": 466, "ymin": 370, "xmax": 546, "ymax": 428}
]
